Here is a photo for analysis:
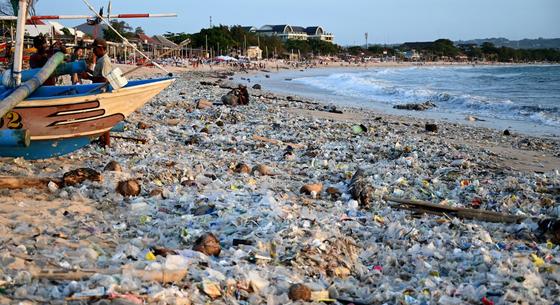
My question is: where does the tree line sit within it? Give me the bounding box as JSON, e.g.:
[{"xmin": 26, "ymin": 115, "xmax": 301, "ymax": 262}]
[
  {"xmin": 103, "ymin": 21, "xmax": 560, "ymax": 62},
  {"xmin": 163, "ymin": 25, "xmax": 341, "ymax": 58},
  {"xmin": 348, "ymin": 39, "xmax": 560, "ymax": 62}
]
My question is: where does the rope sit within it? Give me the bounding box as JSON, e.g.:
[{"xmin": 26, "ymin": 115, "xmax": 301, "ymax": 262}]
[{"xmin": 80, "ymin": 0, "xmax": 170, "ymax": 74}]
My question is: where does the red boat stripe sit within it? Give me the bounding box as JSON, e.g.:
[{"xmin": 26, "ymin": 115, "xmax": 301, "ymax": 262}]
[
  {"xmin": 117, "ymin": 14, "xmax": 150, "ymax": 18},
  {"xmin": 30, "ymin": 16, "xmax": 60, "ymax": 20}
]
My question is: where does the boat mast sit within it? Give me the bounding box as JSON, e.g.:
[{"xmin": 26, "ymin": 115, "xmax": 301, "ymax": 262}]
[{"xmin": 12, "ymin": 0, "xmax": 28, "ymax": 87}]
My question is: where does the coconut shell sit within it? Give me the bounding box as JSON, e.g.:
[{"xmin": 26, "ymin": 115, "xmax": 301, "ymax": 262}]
[
  {"xmin": 137, "ymin": 122, "xmax": 150, "ymax": 129},
  {"xmin": 149, "ymin": 188, "xmax": 164, "ymax": 198},
  {"xmin": 104, "ymin": 161, "xmax": 122, "ymax": 172},
  {"xmin": 116, "ymin": 179, "xmax": 141, "ymax": 197},
  {"xmin": 196, "ymin": 99, "xmax": 213, "ymax": 110},
  {"xmin": 252, "ymin": 164, "xmax": 274, "ymax": 176},
  {"xmin": 193, "ymin": 233, "xmax": 221, "ymax": 257},
  {"xmin": 300, "ymin": 183, "xmax": 323, "ymax": 195},
  {"xmin": 63, "ymin": 168, "xmax": 102, "ymax": 186},
  {"xmin": 234, "ymin": 163, "xmax": 251, "ymax": 174},
  {"xmin": 288, "ymin": 284, "xmax": 312, "ymax": 301}
]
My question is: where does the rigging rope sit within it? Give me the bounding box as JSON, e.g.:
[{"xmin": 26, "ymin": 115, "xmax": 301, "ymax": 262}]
[{"xmin": 80, "ymin": 0, "xmax": 171, "ymax": 74}]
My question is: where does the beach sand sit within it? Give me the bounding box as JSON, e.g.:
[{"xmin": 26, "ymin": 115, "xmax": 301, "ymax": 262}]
[{"xmin": 0, "ymin": 67, "xmax": 558, "ymax": 304}]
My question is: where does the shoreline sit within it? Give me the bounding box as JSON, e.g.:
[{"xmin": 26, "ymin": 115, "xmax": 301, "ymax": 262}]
[{"xmin": 229, "ymin": 63, "xmax": 560, "ymax": 138}]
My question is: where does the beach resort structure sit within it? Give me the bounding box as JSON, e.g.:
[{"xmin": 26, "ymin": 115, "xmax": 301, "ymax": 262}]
[
  {"xmin": 245, "ymin": 25, "xmax": 334, "ymax": 43},
  {"xmin": 246, "ymin": 46, "xmax": 263, "ymax": 60}
]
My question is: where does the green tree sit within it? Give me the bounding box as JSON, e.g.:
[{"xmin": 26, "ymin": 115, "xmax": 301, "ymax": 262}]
[
  {"xmin": 103, "ymin": 20, "xmax": 133, "ymax": 42},
  {"xmin": 163, "ymin": 32, "xmax": 190, "ymax": 44},
  {"xmin": 61, "ymin": 27, "xmax": 72, "ymax": 36}
]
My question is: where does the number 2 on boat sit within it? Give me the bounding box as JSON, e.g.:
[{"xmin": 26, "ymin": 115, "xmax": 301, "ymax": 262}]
[{"xmin": 0, "ymin": 112, "xmax": 23, "ymax": 129}]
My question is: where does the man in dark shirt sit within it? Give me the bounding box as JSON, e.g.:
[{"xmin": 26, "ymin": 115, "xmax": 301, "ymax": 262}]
[{"xmin": 29, "ymin": 35, "xmax": 56, "ymax": 86}]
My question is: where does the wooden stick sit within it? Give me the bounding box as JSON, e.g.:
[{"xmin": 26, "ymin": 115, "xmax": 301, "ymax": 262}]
[
  {"xmin": 34, "ymin": 268, "xmax": 188, "ymax": 284},
  {"xmin": 252, "ymin": 135, "xmax": 305, "ymax": 149},
  {"xmin": 0, "ymin": 176, "xmax": 61, "ymax": 190},
  {"xmin": 110, "ymin": 135, "xmax": 147, "ymax": 144},
  {"xmin": 383, "ymin": 196, "xmax": 527, "ymax": 223}
]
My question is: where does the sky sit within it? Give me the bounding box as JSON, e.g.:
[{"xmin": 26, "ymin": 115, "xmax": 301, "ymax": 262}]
[{"xmin": 34, "ymin": 0, "xmax": 560, "ymax": 45}]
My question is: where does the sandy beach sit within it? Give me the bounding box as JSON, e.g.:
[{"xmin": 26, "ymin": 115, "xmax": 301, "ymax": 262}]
[{"xmin": 0, "ymin": 66, "xmax": 559, "ymax": 304}]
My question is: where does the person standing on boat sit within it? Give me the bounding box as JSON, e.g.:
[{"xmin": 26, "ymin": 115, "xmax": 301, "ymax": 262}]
[
  {"xmin": 83, "ymin": 38, "xmax": 113, "ymax": 84},
  {"xmin": 81, "ymin": 38, "xmax": 114, "ymax": 146},
  {"xmin": 71, "ymin": 46, "xmax": 84, "ymax": 85},
  {"xmin": 29, "ymin": 35, "xmax": 56, "ymax": 86}
]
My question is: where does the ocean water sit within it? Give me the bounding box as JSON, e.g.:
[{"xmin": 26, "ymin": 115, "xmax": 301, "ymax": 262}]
[{"xmin": 291, "ymin": 65, "xmax": 560, "ymax": 129}]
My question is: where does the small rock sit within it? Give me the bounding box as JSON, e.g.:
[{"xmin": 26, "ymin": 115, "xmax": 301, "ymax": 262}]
[
  {"xmin": 150, "ymin": 246, "xmax": 179, "ymax": 257},
  {"xmin": 252, "ymin": 164, "xmax": 274, "ymax": 176},
  {"xmin": 252, "ymin": 84, "xmax": 262, "ymax": 90},
  {"xmin": 202, "ymin": 280, "xmax": 222, "ymax": 299},
  {"xmin": 326, "ymin": 187, "xmax": 341, "ymax": 199},
  {"xmin": 116, "ymin": 179, "xmax": 141, "ymax": 197},
  {"xmin": 149, "ymin": 188, "xmax": 164, "ymax": 198},
  {"xmin": 288, "ymin": 284, "xmax": 312, "ymax": 301},
  {"xmin": 425, "ymin": 123, "xmax": 438, "ymax": 133},
  {"xmin": 394, "ymin": 101, "xmax": 436, "ymax": 111},
  {"xmin": 193, "ymin": 233, "xmax": 221, "ymax": 257},
  {"xmin": 333, "ymin": 266, "xmax": 351, "ymax": 278},
  {"xmin": 191, "ymin": 204, "xmax": 215, "ymax": 216},
  {"xmin": 503, "ymin": 129, "xmax": 511, "ymax": 136},
  {"xmin": 196, "ymin": 99, "xmax": 213, "ymax": 110},
  {"xmin": 104, "ymin": 161, "xmax": 122, "ymax": 172},
  {"xmin": 185, "ymin": 136, "xmax": 200, "ymax": 146},
  {"xmin": 300, "ymin": 183, "xmax": 323, "ymax": 196},
  {"xmin": 137, "ymin": 122, "xmax": 150, "ymax": 129},
  {"xmin": 234, "ymin": 163, "xmax": 251, "ymax": 174},
  {"xmin": 47, "ymin": 181, "xmax": 59, "ymax": 193},
  {"xmin": 63, "ymin": 168, "xmax": 102, "ymax": 186}
]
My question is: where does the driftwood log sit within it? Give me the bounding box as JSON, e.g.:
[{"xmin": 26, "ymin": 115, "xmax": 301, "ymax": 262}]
[
  {"xmin": 34, "ymin": 267, "xmax": 188, "ymax": 284},
  {"xmin": 0, "ymin": 168, "xmax": 101, "ymax": 190},
  {"xmin": 110, "ymin": 135, "xmax": 148, "ymax": 144},
  {"xmin": 384, "ymin": 196, "xmax": 525, "ymax": 223},
  {"xmin": 384, "ymin": 196, "xmax": 560, "ymax": 243},
  {"xmin": 0, "ymin": 176, "xmax": 61, "ymax": 190},
  {"xmin": 349, "ymin": 169, "xmax": 374, "ymax": 208}
]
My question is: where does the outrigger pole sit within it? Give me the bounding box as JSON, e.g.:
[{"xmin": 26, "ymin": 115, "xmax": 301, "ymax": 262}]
[
  {"xmin": 0, "ymin": 13, "xmax": 177, "ymax": 21},
  {"xmin": 11, "ymin": 0, "xmax": 28, "ymax": 87}
]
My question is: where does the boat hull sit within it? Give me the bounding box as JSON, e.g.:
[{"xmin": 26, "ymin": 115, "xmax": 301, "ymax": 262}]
[
  {"xmin": 0, "ymin": 136, "xmax": 92, "ymax": 159},
  {"xmin": 0, "ymin": 77, "xmax": 174, "ymax": 159}
]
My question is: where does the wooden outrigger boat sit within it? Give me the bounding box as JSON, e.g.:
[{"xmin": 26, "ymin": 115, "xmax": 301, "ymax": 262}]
[
  {"xmin": 0, "ymin": 78, "xmax": 174, "ymax": 159},
  {"xmin": 0, "ymin": 0, "xmax": 177, "ymax": 159}
]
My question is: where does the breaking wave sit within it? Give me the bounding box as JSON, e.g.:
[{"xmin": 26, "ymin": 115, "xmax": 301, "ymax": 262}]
[{"xmin": 292, "ymin": 66, "xmax": 560, "ymax": 127}]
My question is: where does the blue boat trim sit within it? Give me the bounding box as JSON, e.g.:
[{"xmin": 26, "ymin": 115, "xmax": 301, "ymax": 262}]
[{"xmin": 0, "ymin": 136, "xmax": 92, "ymax": 160}]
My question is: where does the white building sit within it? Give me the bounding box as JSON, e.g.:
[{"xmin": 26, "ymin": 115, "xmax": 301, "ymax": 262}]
[
  {"xmin": 255, "ymin": 24, "xmax": 334, "ymax": 43},
  {"xmin": 25, "ymin": 20, "xmax": 85, "ymax": 39}
]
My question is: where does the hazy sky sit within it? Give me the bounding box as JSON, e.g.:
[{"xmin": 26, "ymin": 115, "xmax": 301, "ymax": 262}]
[{"xmin": 34, "ymin": 0, "xmax": 560, "ymax": 45}]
